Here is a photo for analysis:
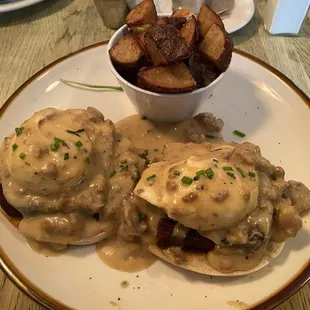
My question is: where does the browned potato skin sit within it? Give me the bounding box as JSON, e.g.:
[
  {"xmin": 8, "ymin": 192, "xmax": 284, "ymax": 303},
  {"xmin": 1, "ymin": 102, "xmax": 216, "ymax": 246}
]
[
  {"xmin": 130, "ymin": 25, "xmax": 152, "ymax": 61},
  {"xmin": 188, "ymin": 49, "xmax": 220, "ymax": 88},
  {"xmin": 144, "ymin": 24, "xmax": 190, "ymax": 66},
  {"xmin": 138, "ymin": 62, "xmax": 196, "ymax": 93},
  {"xmin": 180, "ymin": 16, "xmax": 198, "ymax": 51},
  {"xmin": 126, "ymin": 0, "xmax": 157, "ymax": 27},
  {"xmin": 171, "ymin": 8, "xmax": 194, "ymax": 20},
  {"xmin": 199, "ymin": 23, "xmax": 233, "ymax": 72},
  {"xmin": 156, "ymin": 17, "xmax": 168, "ymax": 25},
  {"xmin": 109, "ymin": 34, "xmax": 145, "ymax": 70},
  {"xmin": 156, "ymin": 17, "xmax": 187, "ymax": 30},
  {"xmin": 198, "ymin": 4, "xmax": 224, "ymax": 38}
]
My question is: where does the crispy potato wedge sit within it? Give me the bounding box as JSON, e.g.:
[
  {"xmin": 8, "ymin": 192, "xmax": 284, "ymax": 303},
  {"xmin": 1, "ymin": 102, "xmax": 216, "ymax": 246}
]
[
  {"xmin": 188, "ymin": 49, "xmax": 220, "ymax": 87},
  {"xmin": 138, "ymin": 62, "xmax": 196, "ymax": 93},
  {"xmin": 156, "ymin": 17, "xmax": 168, "ymax": 25},
  {"xmin": 144, "ymin": 24, "xmax": 190, "ymax": 66},
  {"xmin": 199, "ymin": 23, "xmax": 232, "ymax": 72},
  {"xmin": 131, "ymin": 31, "xmax": 148, "ymax": 57},
  {"xmin": 198, "ymin": 4, "xmax": 224, "ymax": 38},
  {"xmin": 126, "ymin": 0, "xmax": 157, "ymax": 27},
  {"xmin": 130, "ymin": 25, "xmax": 152, "ymax": 58},
  {"xmin": 109, "ymin": 34, "xmax": 145, "ymax": 69},
  {"xmin": 171, "ymin": 8, "xmax": 194, "ymax": 20},
  {"xmin": 156, "ymin": 17, "xmax": 187, "ymax": 29},
  {"xmin": 180, "ymin": 16, "xmax": 198, "ymax": 50}
]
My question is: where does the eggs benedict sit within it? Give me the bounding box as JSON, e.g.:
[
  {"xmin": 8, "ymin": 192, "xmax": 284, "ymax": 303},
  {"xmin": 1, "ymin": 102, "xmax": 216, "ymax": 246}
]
[{"xmin": 134, "ymin": 141, "xmax": 310, "ymax": 275}]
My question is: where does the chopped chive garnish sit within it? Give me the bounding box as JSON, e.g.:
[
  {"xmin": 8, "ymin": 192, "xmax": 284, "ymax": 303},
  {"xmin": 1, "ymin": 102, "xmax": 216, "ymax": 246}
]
[
  {"xmin": 64, "ymin": 153, "xmax": 69, "ymax": 160},
  {"xmin": 181, "ymin": 176, "xmax": 193, "ymax": 185},
  {"xmin": 226, "ymin": 172, "xmax": 236, "ymax": 179},
  {"xmin": 50, "ymin": 137, "xmax": 66, "ymax": 152},
  {"xmin": 205, "ymin": 134, "xmax": 215, "ymax": 139},
  {"xmin": 138, "ymin": 150, "xmax": 148, "ymax": 160},
  {"xmin": 120, "ymin": 160, "xmax": 128, "ymax": 171},
  {"xmin": 15, "ymin": 127, "xmax": 24, "ymax": 136},
  {"xmin": 249, "ymin": 172, "xmax": 256, "ymax": 178},
  {"xmin": 213, "ymin": 159, "xmax": 218, "ymax": 163},
  {"xmin": 135, "ymin": 170, "xmax": 141, "ymax": 181},
  {"xmin": 146, "ymin": 174, "xmax": 156, "ymax": 181},
  {"xmin": 196, "ymin": 170, "xmax": 205, "ymax": 177},
  {"xmin": 54, "ymin": 137, "xmax": 64, "ymax": 144},
  {"xmin": 85, "ymin": 156, "xmax": 91, "ymax": 164},
  {"xmin": 12, "ymin": 144, "xmax": 18, "ymax": 151},
  {"xmin": 141, "ymin": 116, "xmax": 147, "ymax": 120},
  {"xmin": 66, "ymin": 129, "xmax": 84, "ymax": 137},
  {"xmin": 139, "ymin": 213, "xmax": 147, "ymax": 220},
  {"xmin": 237, "ymin": 167, "xmax": 245, "ymax": 178},
  {"xmin": 223, "ymin": 166, "xmax": 233, "ymax": 172},
  {"xmin": 19, "ymin": 152, "xmax": 25, "ymax": 160},
  {"xmin": 75, "ymin": 141, "xmax": 83, "ymax": 148},
  {"xmin": 50, "ymin": 143, "xmax": 58, "ymax": 152},
  {"xmin": 109, "ymin": 171, "xmax": 116, "ymax": 178},
  {"xmin": 233, "ymin": 129, "xmax": 246, "ymax": 137},
  {"xmin": 205, "ymin": 168, "xmax": 214, "ymax": 179},
  {"xmin": 137, "ymin": 26, "xmax": 146, "ymax": 32},
  {"xmin": 173, "ymin": 171, "xmax": 180, "ymax": 176}
]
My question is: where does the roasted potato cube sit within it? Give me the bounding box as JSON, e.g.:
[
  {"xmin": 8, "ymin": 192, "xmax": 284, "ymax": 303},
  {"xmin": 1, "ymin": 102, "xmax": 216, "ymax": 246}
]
[
  {"xmin": 198, "ymin": 4, "xmax": 224, "ymax": 38},
  {"xmin": 171, "ymin": 8, "xmax": 194, "ymax": 20},
  {"xmin": 138, "ymin": 62, "xmax": 196, "ymax": 93},
  {"xmin": 126, "ymin": 0, "xmax": 157, "ymax": 27},
  {"xmin": 199, "ymin": 23, "xmax": 232, "ymax": 72},
  {"xmin": 180, "ymin": 16, "xmax": 198, "ymax": 50},
  {"xmin": 156, "ymin": 17, "xmax": 187, "ymax": 29},
  {"xmin": 144, "ymin": 24, "xmax": 190, "ymax": 66},
  {"xmin": 130, "ymin": 25, "xmax": 152, "ymax": 58},
  {"xmin": 109, "ymin": 34, "xmax": 145, "ymax": 69},
  {"xmin": 188, "ymin": 49, "xmax": 220, "ymax": 87}
]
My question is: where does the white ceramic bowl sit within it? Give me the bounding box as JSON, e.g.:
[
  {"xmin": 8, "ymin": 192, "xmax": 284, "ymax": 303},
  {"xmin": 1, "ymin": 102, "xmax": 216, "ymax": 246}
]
[{"xmin": 107, "ymin": 16, "xmax": 226, "ymax": 122}]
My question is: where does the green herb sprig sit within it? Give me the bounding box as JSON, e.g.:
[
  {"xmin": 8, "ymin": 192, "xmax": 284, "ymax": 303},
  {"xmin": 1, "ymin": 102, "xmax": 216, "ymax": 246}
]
[{"xmin": 61, "ymin": 79, "xmax": 123, "ymax": 91}]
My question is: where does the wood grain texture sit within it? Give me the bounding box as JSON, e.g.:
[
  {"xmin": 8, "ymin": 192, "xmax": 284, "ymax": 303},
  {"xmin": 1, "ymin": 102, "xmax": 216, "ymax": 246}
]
[{"xmin": 0, "ymin": 0, "xmax": 309, "ymax": 309}]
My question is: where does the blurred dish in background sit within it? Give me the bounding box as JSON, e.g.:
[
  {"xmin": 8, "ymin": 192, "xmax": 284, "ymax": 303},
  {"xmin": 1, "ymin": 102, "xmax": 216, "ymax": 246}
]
[
  {"xmin": 127, "ymin": 0, "xmax": 255, "ymax": 33},
  {"xmin": 0, "ymin": 0, "xmax": 44, "ymax": 13}
]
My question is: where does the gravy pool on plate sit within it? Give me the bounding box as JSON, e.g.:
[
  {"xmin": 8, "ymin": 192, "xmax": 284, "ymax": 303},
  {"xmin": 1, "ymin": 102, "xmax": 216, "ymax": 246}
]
[{"xmin": 0, "ymin": 108, "xmax": 309, "ymax": 275}]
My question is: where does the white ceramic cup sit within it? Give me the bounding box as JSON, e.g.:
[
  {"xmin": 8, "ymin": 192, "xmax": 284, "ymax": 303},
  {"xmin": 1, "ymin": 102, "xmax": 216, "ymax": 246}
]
[{"xmin": 107, "ymin": 15, "xmax": 227, "ymax": 122}]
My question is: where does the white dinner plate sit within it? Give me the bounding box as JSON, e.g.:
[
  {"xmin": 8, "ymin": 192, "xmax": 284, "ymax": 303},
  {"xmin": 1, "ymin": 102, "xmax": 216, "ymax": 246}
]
[
  {"xmin": 0, "ymin": 0, "xmax": 44, "ymax": 13},
  {"xmin": 0, "ymin": 41, "xmax": 309, "ymax": 310},
  {"xmin": 128, "ymin": 0, "xmax": 255, "ymax": 33}
]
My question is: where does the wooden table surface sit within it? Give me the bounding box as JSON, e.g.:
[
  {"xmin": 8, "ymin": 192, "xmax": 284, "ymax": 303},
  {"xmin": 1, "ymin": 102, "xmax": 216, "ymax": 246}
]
[{"xmin": 0, "ymin": 0, "xmax": 309, "ymax": 309}]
